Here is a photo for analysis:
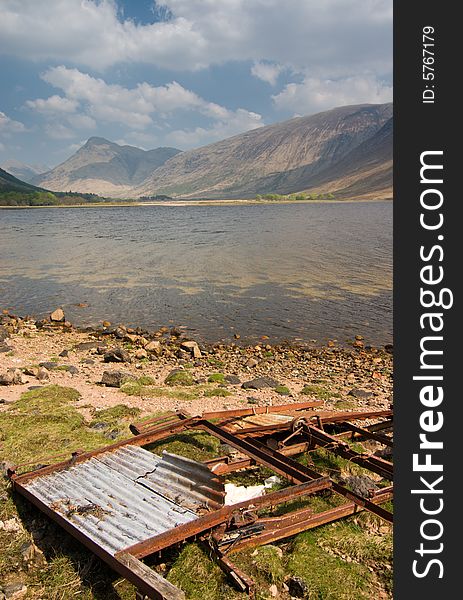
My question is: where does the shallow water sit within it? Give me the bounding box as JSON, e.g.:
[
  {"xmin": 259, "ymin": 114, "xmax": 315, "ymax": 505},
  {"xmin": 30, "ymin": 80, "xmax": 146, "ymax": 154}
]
[{"xmin": 0, "ymin": 201, "xmax": 392, "ymax": 344}]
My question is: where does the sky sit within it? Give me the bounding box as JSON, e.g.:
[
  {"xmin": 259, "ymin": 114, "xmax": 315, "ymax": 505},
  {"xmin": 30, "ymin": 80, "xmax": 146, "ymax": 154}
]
[{"xmin": 0, "ymin": 0, "xmax": 392, "ymax": 168}]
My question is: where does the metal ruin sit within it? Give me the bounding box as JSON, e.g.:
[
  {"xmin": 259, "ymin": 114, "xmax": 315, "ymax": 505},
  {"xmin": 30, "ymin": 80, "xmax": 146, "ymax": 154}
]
[{"xmin": 8, "ymin": 402, "xmax": 393, "ymax": 599}]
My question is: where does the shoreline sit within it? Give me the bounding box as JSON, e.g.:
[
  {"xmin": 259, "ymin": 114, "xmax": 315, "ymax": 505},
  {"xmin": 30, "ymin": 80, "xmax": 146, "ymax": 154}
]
[
  {"xmin": 0, "ymin": 197, "xmax": 392, "ymax": 209},
  {"xmin": 1, "ymin": 309, "xmax": 393, "ymax": 422}
]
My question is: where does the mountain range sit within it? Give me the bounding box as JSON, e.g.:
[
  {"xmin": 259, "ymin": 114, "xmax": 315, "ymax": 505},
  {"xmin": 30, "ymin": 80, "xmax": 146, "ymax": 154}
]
[
  {"xmin": 0, "ymin": 160, "xmax": 49, "ymax": 183},
  {"xmin": 4, "ymin": 103, "xmax": 392, "ymax": 200}
]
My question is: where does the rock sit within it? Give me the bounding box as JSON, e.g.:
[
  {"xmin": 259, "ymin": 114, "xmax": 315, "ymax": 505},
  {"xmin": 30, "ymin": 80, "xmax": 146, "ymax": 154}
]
[
  {"xmin": 102, "ymin": 320, "xmax": 111, "ymax": 327},
  {"xmin": 89, "ymin": 421, "xmax": 109, "ymax": 431},
  {"xmin": 242, "ymin": 377, "xmax": 280, "ymax": 390},
  {"xmin": 50, "ymin": 308, "xmax": 65, "ymax": 322},
  {"xmin": 0, "ymin": 325, "xmax": 8, "ymax": 341},
  {"xmin": 36, "ymin": 367, "xmax": 50, "ymax": 381},
  {"xmin": 165, "ymin": 369, "xmax": 194, "ymax": 386},
  {"xmin": 348, "ymin": 388, "xmax": 373, "ymax": 399},
  {"xmin": 38, "ymin": 361, "xmax": 57, "ymax": 370},
  {"xmin": 180, "ymin": 340, "xmax": 202, "ymax": 358},
  {"xmin": 247, "ymin": 396, "xmax": 259, "ymax": 404},
  {"xmin": 1, "ymin": 581, "xmax": 28, "ymax": 599},
  {"xmin": 384, "ymin": 343, "xmax": 393, "ymax": 353},
  {"xmin": 66, "ymin": 365, "xmax": 79, "ymax": 375},
  {"xmin": 245, "ymin": 358, "xmax": 258, "ymax": 368},
  {"xmin": 21, "ymin": 541, "xmax": 46, "ymax": 568},
  {"xmin": 114, "ymin": 327, "xmax": 126, "ymax": 339},
  {"xmin": 103, "ymin": 348, "xmax": 131, "ymax": 363},
  {"xmin": 145, "ymin": 340, "xmax": 162, "ymax": 354},
  {"xmin": 75, "ymin": 341, "xmax": 104, "ymax": 351},
  {"xmin": 134, "ymin": 348, "xmax": 148, "ymax": 360},
  {"xmin": 234, "ymin": 333, "xmax": 241, "ymax": 339},
  {"xmin": 287, "ymin": 576, "xmax": 309, "ymax": 598},
  {"xmin": 59, "ymin": 349, "xmax": 69, "ymax": 357},
  {"xmin": 269, "ymin": 584, "xmax": 279, "ymax": 597},
  {"xmin": 82, "ymin": 359, "xmax": 95, "ymax": 365},
  {"xmin": 225, "ymin": 374, "xmax": 241, "ymax": 384},
  {"xmin": 0, "ymin": 368, "xmax": 24, "ymax": 386},
  {"xmin": 344, "ymin": 475, "xmax": 378, "ymax": 498},
  {"xmin": 0, "ymin": 342, "xmax": 12, "ymax": 353},
  {"xmin": 100, "ymin": 370, "xmax": 134, "ymax": 388},
  {"xmin": 0, "ymin": 518, "xmax": 23, "ymax": 533}
]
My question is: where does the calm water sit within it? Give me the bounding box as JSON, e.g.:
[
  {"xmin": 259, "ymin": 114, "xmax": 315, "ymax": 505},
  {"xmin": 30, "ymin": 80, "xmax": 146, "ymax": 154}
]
[{"xmin": 0, "ymin": 202, "xmax": 392, "ymax": 345}]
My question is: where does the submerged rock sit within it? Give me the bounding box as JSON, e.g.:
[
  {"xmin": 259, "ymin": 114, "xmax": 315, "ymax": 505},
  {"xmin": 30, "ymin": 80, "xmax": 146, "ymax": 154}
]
[{"xmin": 50, "ymin": 308, "xmax": 65, "ymax": 322}]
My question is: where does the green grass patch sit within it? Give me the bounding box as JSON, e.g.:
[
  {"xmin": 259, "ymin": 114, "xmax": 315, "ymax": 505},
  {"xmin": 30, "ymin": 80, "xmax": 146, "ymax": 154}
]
[
  {"xmin": 121, "ymin": 381, "xmax": 201, "ymax": 401},
  {"xmin": 147, "ymin": 430, "xmax": 222, "ymax": 462},
  {"xmin": 207, "ymin": 373, "xmax": 226, "ymax": 384},
  {"xmin": 165, "ymin": 370, "xmax": 195, "ymax": 386},
  {"xmin": 0, "ymin": 386, "xmax": 131, "ymax": 467},
  {"xmin": 300, "ymin": 385, "xmax": 341, "ymax": 400},
  {"xmin": 203, "ymin": 387, "xmax": 232, "ymax": 398},
  {"xmin": 275, "ymin": 385, "xmax": 291, "ymax": 395}
]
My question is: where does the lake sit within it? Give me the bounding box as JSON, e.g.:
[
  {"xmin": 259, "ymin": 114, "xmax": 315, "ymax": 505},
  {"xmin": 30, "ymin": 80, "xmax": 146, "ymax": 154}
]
[{"xmin": 0, "ymin": 201, "xmax": 392, "ymax": 345}]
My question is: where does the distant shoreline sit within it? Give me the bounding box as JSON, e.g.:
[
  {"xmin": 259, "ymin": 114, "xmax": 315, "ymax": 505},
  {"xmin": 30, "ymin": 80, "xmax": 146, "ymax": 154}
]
[{"xmin": 0, "ymin": 196, "xmax": 392, "ymax": 209}]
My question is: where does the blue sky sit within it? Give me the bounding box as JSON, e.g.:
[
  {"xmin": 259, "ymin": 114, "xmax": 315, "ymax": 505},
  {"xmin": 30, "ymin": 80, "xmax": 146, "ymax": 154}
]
[{"xmin": 0, "ymin": 0, "xmax": 392, "ymax": 168}]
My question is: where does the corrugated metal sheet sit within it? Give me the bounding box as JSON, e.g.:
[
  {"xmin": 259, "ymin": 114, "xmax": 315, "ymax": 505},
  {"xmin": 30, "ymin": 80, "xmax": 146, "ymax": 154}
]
[
  {"xmin": 141, "ymin": 451, "xmax": 225, "ymax": 511},
  {"xmin": 23, "ymin": 445, "xmax": 224, "ymax": 555}
]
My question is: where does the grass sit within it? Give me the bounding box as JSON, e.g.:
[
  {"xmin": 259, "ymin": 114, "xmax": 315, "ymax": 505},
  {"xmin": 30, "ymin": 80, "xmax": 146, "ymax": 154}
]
[
  {"xmin": 0, "ymin": 386, "xmax": 392, "ymax": 599},
  {"xmin": 207, "ymin": 373, "xmax": 226, "ymax": 384},
  {"xmin": 203, "ymin": 388, "xmax": 232, "ymax": 398},
  {"xmin": 165, "ymin": 370, "xmax": 195, "ymax": 386},
  {"xmin": 120, "ymin": 379, "xmax": 201, "ymax": 401},
  {"xmin": 274, "ymin": 385, "xmax": 291, "ymax": 395},
  {"xmin": 300, "ymin": 384, "xmax": 341, "ymax": 401}
]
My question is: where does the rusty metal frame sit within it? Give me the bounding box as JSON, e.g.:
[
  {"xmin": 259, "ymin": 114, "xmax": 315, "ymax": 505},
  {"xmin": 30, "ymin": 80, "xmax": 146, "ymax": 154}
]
[{"xmin": 10, "ymin": 405, "xmax": 393, "ymax": 599}]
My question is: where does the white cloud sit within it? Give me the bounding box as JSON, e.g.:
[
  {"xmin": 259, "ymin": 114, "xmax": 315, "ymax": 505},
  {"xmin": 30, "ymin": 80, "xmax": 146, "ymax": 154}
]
[
  {"xmin": 272, "ymin": 74, "xmax": 393, "ymax": 115},
  {"xmin": 0, "ymin": 0, "xmax": 392, "ymax": 75},
  {"xmin": 25, "ymin": 95, "xmax": 78, "ymax": 114},
  {"xmin": 251, "ymin": 61, "xmax": 283, "ymax": 85},
  {"xmin": 45, "ymin": 123, "xmax": 75, "ymax": 140},
  {"xmin": 0, "ymin": 111, "xmax": 26, "ymax": 133},
  {"xmin": 27, "ymin": 66, "xmax": 263, "ymax": 146}
]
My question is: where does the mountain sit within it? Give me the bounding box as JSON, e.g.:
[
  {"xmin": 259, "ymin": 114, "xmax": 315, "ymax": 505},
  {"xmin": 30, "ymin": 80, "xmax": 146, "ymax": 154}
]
[
  {"xmin": 33, "ymin": 137, "xmax": 181, "ymax": 196},
  {"xmin": 132, "ymin": 103, "xmax": 392, "ymax": 199},
  {"xmin": 300, "ymin": 117, "xmax": 392, "ymax": 200},
  {"xmin": 0, "ymin": 167, "xmax": 47, "ymax": 193},
  {"xmin": 1, "ymin": 160, "xmax": 49, "ymax": 183}
]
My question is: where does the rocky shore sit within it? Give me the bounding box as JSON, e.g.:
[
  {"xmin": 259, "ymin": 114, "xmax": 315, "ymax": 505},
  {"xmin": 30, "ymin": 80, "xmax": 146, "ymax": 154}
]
[{"xmin": 0, "ymin": 308, "xmax": 393, "ymax": 420}]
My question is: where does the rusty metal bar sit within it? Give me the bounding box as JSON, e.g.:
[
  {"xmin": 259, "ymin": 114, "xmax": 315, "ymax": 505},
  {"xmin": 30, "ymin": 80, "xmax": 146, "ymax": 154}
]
[
  {"xmin": 302, "ymin": 424, "xmax": 393, "ymax": 480},
  {"xmin": 245, "ymin": 437, "xmax": 393, "ymax": 523},
  {"xmin": 118, "ymin": 477, "xmax": 331, "ymax": 559},
  {"xmin": 224, "ymin": 488, "xmax": 394, "ymax": 553},
  {"xmin": 339, "ymin": 422, "xmax": 393, "ymax": 446}
]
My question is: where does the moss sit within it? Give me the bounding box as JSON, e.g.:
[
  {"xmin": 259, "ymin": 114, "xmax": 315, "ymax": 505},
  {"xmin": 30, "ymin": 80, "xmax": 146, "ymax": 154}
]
[
  {"xmin": 90, "ymin": 404, "xmax": 141, "ymax": 432},
  {"xmin": 0, "ymin": 385, "xmax": 117, "ymax": 467},
  {"xmin": 136, "ymin": 375, "xmax": 156, "ymax": 385},
  {"xmin": 207, "ymin": 373, "xmax": 226, "ymax": 384},
  {"xmin": 167, "ymin": 544, "xmax": 243, "ymax": 600},
  {"xmin": 121, "ymin": 382, "xmax": 200, "ymax": 401},
  {"xmin": 165, "ymin": 370, "xmax": 195, "ymax": 386},
  {"xmin": 300, "ymin": 385, "xmax": 340, "ymax": 400},
  {"xmin": 274, "ymin": 385, "xmax": 291, "ymax": 395},
  {"xmin": 285, "ymin": 530, "xmax": 374, "ymax": 599},
  {"xmin": 251, "ymin": 546, "xmax": 285, "ymax": 583},
  {"xmin": 207, "ymin": 357, "xmax": 224, "ymax": 368},
  {"xmin": 148, "ymin": 430, "xmax": 222, "ymax": 462},
  {"xmin": 203, "ymin": 388, "xmax": 232, "ymax": 398}
]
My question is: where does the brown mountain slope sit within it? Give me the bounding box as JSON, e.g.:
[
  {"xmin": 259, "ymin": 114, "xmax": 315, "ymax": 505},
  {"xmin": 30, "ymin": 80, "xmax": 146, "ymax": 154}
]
[
  {"xmin": 33, "ymin": 137, "xmax": 181, "ymax": 196},
  {"xmin": 132, "ymin": 103, "xmax": 392, "ymax": 199}
]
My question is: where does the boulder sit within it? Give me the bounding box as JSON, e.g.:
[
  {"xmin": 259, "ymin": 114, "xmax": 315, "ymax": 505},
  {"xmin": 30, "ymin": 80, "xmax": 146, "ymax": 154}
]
[
  {"xmin": 242, "ymin": 377, "xmax": 280, "ymax": 390},
  {"xmin": 180, "ymin": 340, "xmax": 202, "ymax": 358},
  {"xmin": 103, "ymin": 348, "xmax": 131, "ymax": 363},
  {"xmin": 348, "ymin": 388, "xmax": 373, "ymax": 399},
  {"xmin": 245, "ymin": 358, "xmax": 258, "ymax": 368},
  {"xmin": 0, "ymin": 368, "xmax": 24, "ymax": 386},
  {"xmin": 225, "ymin": 374, "xmax": 241, "ymax": 384},
  {"xmin": 50, "ymin": 308, "xmax": 65, "ymax": 322},
  {"xmin": 145, "ymin": 340, "xmax": 162, "ymax": 354},
  {"xmin": 100, "ymin": 370, "xmax": 134, "ymax": 388},
  {"xmin": 287, "ymin": 576, "xmax": 309, "ymax": 598}
]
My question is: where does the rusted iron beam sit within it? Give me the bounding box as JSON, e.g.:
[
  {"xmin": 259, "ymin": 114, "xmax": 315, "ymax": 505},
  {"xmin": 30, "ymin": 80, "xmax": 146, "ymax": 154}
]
[
  {"xmin": 202, "ymin": 401, "xmax": 323, "ymax": 420},
  {"xmin": 200, "ymin": 538, "xmax": 255, "ymax": 596},
  {"xmin": 118, "ymin": 477, "xmax": 331, "ymax": 559},
  {"xmin": 339, "ymin": 422, "xmax": 393, "ymax": 447},
  {"xmin": 130, "ymin": 411, "xmax": 190, "ymax": 435},
  {"xmin": 12, "ymin": 480, "xmax": 184, "ymax": 600},
  {"xmin": 224, "ymin": 488, "xmax": 394, "ymax": 553},
  {"xmin": 302, "ymin": 424, "xmax": 393, "ymax": 480}
]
